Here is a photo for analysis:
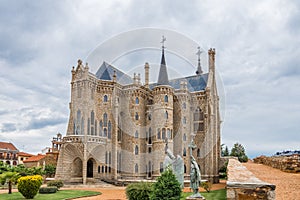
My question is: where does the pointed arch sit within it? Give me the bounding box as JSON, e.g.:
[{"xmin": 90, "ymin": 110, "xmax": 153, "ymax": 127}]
[
  {"xmin": 164, "ymin": 95, "xmax": 168, "ymax": 102},
  {"xmin": 135, "ymin": 97, "xmax": 139, "ymax": 104},
  {"xmin": 103, "ymin": 113, "xmax": 108, "ymax": 126},
  {"xmin": 108, "ymin": 121, "xmax": 111, "ymax": 139},
  {"xmin": 183, "ymin": 147, "xmax": 187, "ymax": 156},
  {"xmin": 135, "ymin": 163, "xmax": 138, "ymax": 173},
  {"xmin": 103, "ymin": 95, "xmax": 108, "ymax": 102},
  {"xmin": 197, "ymin": 148, "xmax": 201, "ymax": 157},
  {"xmin": 135, "ymin": 145, "xmax": 139, "ymax": 155}
]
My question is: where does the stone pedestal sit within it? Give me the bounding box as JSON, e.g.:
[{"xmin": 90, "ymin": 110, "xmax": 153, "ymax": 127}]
[{"xmin": 186, "ymin": 197, "xmax": 205, "ymax": 200}]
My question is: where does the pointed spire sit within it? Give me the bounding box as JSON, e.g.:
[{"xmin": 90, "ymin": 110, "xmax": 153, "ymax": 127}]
[
  {"xmin": 196, "ymin": 46, "xmax": 203, "ymax": 75},
  {"xmin": 157, "ymin": 36, "xmax": 169, "ymax": 85}
]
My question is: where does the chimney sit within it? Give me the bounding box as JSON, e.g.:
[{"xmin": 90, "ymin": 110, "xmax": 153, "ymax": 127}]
[{"xmin": 144, "ymin": 62, "xmax": 149, "ymax": 88}]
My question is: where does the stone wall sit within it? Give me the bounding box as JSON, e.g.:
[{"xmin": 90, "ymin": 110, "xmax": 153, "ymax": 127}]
[
  {"xmin": 227, "ymin": 159, "xmax": 275, "ymax": 200},
  {"xmin": 253, "ymin": 155, "xmax": 300, "ymax": 173}
]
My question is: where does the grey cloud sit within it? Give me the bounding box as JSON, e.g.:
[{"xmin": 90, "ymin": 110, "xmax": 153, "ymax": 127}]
[
  {"xmin": 24, "ymin": 117, "xmax": 67, "ymax": 131},
  {"xmin": 0, "ymin": 123, "xmax": 17, "ymax": 132}
]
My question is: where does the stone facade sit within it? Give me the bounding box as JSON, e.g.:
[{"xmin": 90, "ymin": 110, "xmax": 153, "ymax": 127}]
[
  {"xmin": 55, "ymin": 47, "xmax": 221, "ymax": 184},
  {"xmin": 254, "ymin": 155, "xmax": 300, "ymax": 173}
]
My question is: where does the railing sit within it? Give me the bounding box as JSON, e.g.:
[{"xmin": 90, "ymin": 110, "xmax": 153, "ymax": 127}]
[{"xmin": 63, "ymin": 135, "xmax": 106, "ymax": 144}]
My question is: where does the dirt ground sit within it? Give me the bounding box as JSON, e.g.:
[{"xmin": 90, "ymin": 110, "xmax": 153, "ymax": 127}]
[
  {"xmin": 243, "ymin": 161, "xmax": 300, "ymax": 200},
  {"xmin": 71, "ymin": 180, "xmax": 226, "ymax": 200}
]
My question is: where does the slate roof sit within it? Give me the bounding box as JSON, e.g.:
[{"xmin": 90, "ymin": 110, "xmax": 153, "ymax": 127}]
[
  {"xmin": 95, "ymin": 61, "xmax": 208, "ymax": 92},
  {"xmin": 0, "ymin": 142, "xmax": 18, "ymax": 151},
  {"xmin": 95, "ymin": 62, "xmax": 133, "ymax": 85},
  {"xmin": 23, "ymin": 154, "xmax": 45, "ymax": 163},
  {"xmin": 150, "ymin": 73, "xmax": 208, "ymax": 92}
]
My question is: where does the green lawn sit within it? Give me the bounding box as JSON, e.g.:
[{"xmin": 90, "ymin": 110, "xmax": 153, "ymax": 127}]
[
  {"xmin": 181, "ymin": 189, "xmax": 226, "ymax": 200},
  {"xmin": 0, "ymin": 190, "xmax": 101, "ymax": 200}
]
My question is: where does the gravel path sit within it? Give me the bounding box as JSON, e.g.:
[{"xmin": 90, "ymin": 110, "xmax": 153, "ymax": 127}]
[{"xmin": 243, "ymin": 161, "xmax": 300, "ymax": 200}]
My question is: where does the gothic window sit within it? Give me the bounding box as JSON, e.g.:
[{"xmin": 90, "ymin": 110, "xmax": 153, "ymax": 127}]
[
  {"xmin": 98, "ymin": 166, "xmax": 100, "ymax": 173},
  {"xmin": 160, "ymin": 162, "xmax": 164, "ymax": 173},
  {"xmin": 183, "ymin": 133, "xmax": 186, "ymax": 141},
  {"xmin": 194, "ymin": 107, "xmax": 204, "ymax": 132},
  {"xmin": 184, "ymin": 165, "xmax": 187, "ymax": 173},
  {"xmin": 91, "ymin": 127, "xmax": 94, "ymax": 135},
  {"xmin": 197, "ymin": 148, "xmax": 200, "ymax": 157},
  {"xmin": 102, "ymin": 166, "xmax": 104, "ymax": 173},
  {"xmin": 104, "ymin": 128, "xmax": 107, "ymax": 137},
  {"xmin": 135, "ymin": 130, "xmax": 139, "ymax": 138},
  {"xmin": 148, "ymin": 147, "xmax": 152, "ymax": 153},
  {"xmin": 157, "ymin": 128, "xmax": 161, "ymax": 139},
  {"xmin": 183, "ymin": 147, "xmax": 187, "ymax": 156},
  {"xmin": 148, "ymin": 127, "xmax": 152, "ymax": 144},
  {"xmin": 135, "ymin": 145, "xmax": 139, "ymax": 155},
  {"xmin": 167, "ymin": 129, "xmax": 171, "ymax": 139},
  {"xmin": 76, "ymin": 110, "xmax": 81, "ymax": 135},
  {"xmin": 164, "ymin": 95, "xmax": 168, "ymax": 102},
  {"xmin": 104, "ymin": 95, "xmax": 108, "ymax": 102},
  {"xmin": 135, "ymin": 97, "xmax": 139, "ymax": 104},
  {"xmin": 109, "ymin": 152, "xmax": 111, "ymax": 164},
  {"xmin": 108, "ymin": 121, "xmax": 111, "ymax": 139},
  {"xmin": 91, "ymin": 88, "xmax": 94, "ymax": 99},
  {"xmin": 99, "ymin": 120, "xmax": 103, "ymax": 136},
  {"xmin": 95, "ymin": 121, "xmax": 97, "ymax": 136},
  {"xmin": 183, "ymin": 117, "xmax": 187, "ymax": 124},
  {"xmin": 162, "ymin": 128, "xmax": 166, "ymax": 139},
  {"xmin": 105, "ymin": 151, "xmax": 108, "ymax": 164},
  {"xmin": 135, "ymin": 164, "xmax": 138, "ymax": 173},
  {"xmin": 148, "ymin": 114, "xmax": 152, "ymax": 120},
  {"xmin": 103, "ymin": 113, "xmax": 108, "ymax": 126},
  {"xmin": 135, "ymin": 112, "xmax": 139, "ymax": 120},
  {"xmin": 165, "ymin": 111, "xmax": 168, "ymax": 119},
  {"xmin": 91, "ymin": 111, "xmax": 94, "ymax": 125},
  {"xmin": 109, "ymin": 166, "xmax": 111, "ymax": 173},
  {"xmin": 182, "ymin": 102, "xmax": 186, "ymax": 109}
]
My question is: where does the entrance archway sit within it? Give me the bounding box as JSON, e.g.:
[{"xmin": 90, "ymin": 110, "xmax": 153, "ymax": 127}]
[{"xmin": 87, "ymin": 159, "xmax": 94, "ymax": 177}]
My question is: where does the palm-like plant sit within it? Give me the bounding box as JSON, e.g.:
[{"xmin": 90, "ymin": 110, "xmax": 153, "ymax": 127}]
[{"xmin": 0, "ymin": 171, "xmax": 20, "ymax": 194}]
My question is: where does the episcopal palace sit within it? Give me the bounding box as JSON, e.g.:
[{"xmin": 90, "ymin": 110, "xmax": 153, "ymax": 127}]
[{"xmin": 55, "ymin": 41, "xmax": 221, "ymax": 184}]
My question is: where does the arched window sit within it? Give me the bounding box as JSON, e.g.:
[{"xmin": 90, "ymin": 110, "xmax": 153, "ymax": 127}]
[
  {"xmin": 91, "ymin": 111, "xmax": 94, "ymax": 125},
  {"xmin": 135, "ymin": 97, "xmax": 139, "ymax": 104},
  {"xmin": 99, "ymin": 120, "xmax": 103, "ymax": 136},
  {"xmin": 135, "ymin": 112, "xmax": 139, "ymax": 120},
  {"xmin": 184, "ymin": 165, "xmax": 187, "ymax": 173},
  {"xmin": 135, "ymin": 145, "xmax": 139, "ymax": 155},
  {"xmin": 98, "ymin": 166, "xmax": 101, "ymax": 173},
  {"xmin": 167, "ymin": 129, "xmax": 171, "ymax": 139},
  {"xmin": 109, "ymin": 152, "xmax": 111, "ymax": 164},
  {"xmin": 182, "ymin": 102, "xmax": 186, "ymax": 109},
  {"xmin": 162, "ymin": 128, "xmax": 166, "ymax": 139},
  {"xmin": 95, "ymin": 120, "xmax": 97, "ymax": 136},
  {"xmin": 103, "ymin": 113, "xmax": 108, "ymax": 126},
  {"xmin": 105, "ymin": 151, "xmax": 108, "ymax": 164},
  {"xmin": 197, "ymin": 148, "xmax": 200, "ymax": 157},
  {"xmin": 165, "ymin": 111, "xmax": 168, "ymax": 119},
  {"xmin": 102, "ymin": 166, "xmax": 105, "ymax": 173},
  {"xmin": 183, "ymin": 147, "xmax": 187, "ymax": 156},
  {"xmin": 76, "ymin": 110, "xmax": 81, "ymax": 135},
  {"xmin": 108, "ymin": 121, "xmax": 111, "ymax": 139},
  {"xmin": 81, "ymin": 117, "xmax": 84, "ymax": 135},
  {"xmin": 104, "ymin": 95, "xmax": 108, "ymax": 102},
  {"xmin": 135, "ymin": 164, "xmax": 138, "ymax": 173},
  {"xmin": 104, "ymin": 128, "xmax": 107, "ymax": 137},
  {"xmin": 164, "ymin": 95, "xmax": 168, "ymax": 102},
  {"xmin": 183, "ymin": 117, "xmax": 187, "ymax": 124},
  {"xmin": 183, "ymin": 133, "xmax": 186, "ymax": 141},
  {"xmin": 160, "ymin": 162, "xmax": 164, "ymax": 173},
  {"xmin": 157, "ymin": 128, "xmax": 161, "ymax": 139},
  {"xmin": 135, "ymin": 130, "xmax": 139, "ymax": 138}
]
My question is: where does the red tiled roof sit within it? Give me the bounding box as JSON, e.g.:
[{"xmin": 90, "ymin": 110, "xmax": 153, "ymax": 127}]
[
  {"xmin": 0, "ymin": 142, "xmax": 18, "ymax": 151},
  {"xmin": 23, "ymin": 154, "xmax": 45, "ymax": 163},
  {"xmin": 18, "ymin": 152, "xmax": 34, "ymax": 157}
]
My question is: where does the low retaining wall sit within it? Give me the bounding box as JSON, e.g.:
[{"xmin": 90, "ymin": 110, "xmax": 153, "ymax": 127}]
[
  {"xmin": 227, "ymin": 159, "xmax": 276, "ymax": 200},
  {"xmin": 254, "ymin": 155, "xmax": 300, "ymax": 173}
]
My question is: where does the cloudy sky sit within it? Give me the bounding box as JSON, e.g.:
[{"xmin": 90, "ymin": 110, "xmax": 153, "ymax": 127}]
[{"xmin": 0, "ymin": 0, "xmax": 299, "ymax": 158}]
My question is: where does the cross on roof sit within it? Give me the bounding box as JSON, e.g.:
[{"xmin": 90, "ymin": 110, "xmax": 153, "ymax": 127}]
[{"xmin": 196, "ymin": 46, "xmax": 203, "ymax": 59}]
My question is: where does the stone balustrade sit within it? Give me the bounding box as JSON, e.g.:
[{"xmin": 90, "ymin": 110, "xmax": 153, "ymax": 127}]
[
  {"xmin": 63, "ymin": 135, "xmax": 106, "ymax": 144},
  {"xmin": 254, "ymin": 155, "xmax": 300, "ymax": 173},
  {"xmin": 227, "ymin": 159, "xmax": 276, "ymax": 200}
]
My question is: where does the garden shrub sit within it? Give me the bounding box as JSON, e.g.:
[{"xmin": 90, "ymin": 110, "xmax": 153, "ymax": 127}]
[
  {"xmin": 39, "ymin": 186, "xmax": 57, "ymax": 194},
  {"xmin": 151, "ymin": 169, "xmax": 181, "ymax": 200},
  {"xmin": 18, "ymin": 175, "xmax": 43, "ymax": 199},
  {"xmin": 201, "ymin": 181, "xmax": 212, "ymax": 192},
  {"xmin": 47, "ymin": 180, "xmax": 64, "ymax": 190},
  {"xmin": 126, "ymin": 182, "xmax": 153, "ymax": 200}
]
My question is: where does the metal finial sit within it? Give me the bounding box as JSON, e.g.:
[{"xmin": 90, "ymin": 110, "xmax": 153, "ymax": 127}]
[{"xmin": 161, "ymin": 35, "xmax": 166, "ymax": 49}]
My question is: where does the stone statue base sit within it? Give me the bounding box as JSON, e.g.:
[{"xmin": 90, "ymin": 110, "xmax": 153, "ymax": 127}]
[{"xmin": 186, "ymin": 196, "xmax": 205, "ymax": 200}]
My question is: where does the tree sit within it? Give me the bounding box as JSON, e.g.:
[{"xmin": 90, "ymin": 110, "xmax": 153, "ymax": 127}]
[
  {"xmin": 230, "ymin": 143, "xmax": 248, "ymax": 162},
  {"xmin": 151, "ymin": 168, "xmax": 181, "ymax": 200},
  {"xmin": 43, "ymin": 165, "xmax": 56, "ymax": 178},
  {"xmin": 221, "ymin": 144, "xmax": 229, "ymax": 156},
  {"xmin": 0, "ymin": 172, "xmax": 20, "ymax": 194}
]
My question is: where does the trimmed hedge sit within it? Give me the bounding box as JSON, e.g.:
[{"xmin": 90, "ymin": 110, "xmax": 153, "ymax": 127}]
[
  {"xmin": 17, "ymin": 175, "xmax": 43, "ymax": 199},
  {"xmin": 126, "ymin": 182, "xmax": 153, "ymax": 200},
  {"xmin": 39, "ymin": 186, "xmax": 57, "ymax": 194},
  {"xmin": 47, "ymin": 180, "xmax": 64, "ymax": 190}
]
